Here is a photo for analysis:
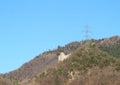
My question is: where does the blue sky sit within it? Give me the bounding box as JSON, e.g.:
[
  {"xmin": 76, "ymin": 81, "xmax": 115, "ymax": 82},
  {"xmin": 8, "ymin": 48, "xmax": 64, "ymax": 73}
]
[{"xmin": 0, "ymin": 0, "xmax": 120, "ymax": 73}]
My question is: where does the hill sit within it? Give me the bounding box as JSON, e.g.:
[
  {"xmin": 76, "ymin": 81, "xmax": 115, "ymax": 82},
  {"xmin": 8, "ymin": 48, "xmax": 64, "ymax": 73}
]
[
  {"xmin": 98, "ymin": 36, "xmax": 120, "ymax": 58},
  {"xmin": 1, "ymin": 36, "xmax": 120, "ymax": 85},
  {"xmin": 4, "ymin": 41, "xmax": 82, "ymax": 82},
  {"xmin": 26, "ymin": 44, "xmax": 120, "ymax": 85},
  {"xmin": 0, "ymin": 75, "xmax": 12, "ymax": 85}
]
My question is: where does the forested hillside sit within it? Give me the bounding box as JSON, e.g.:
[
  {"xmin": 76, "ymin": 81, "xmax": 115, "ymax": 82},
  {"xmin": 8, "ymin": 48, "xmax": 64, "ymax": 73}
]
[
  {"xmin": 26, "ymin": 44, "xmax": 120, "ymax": 85},
  {"xmin": 0, "ymin": 36, "xmax": 120, "ymax": 85}
]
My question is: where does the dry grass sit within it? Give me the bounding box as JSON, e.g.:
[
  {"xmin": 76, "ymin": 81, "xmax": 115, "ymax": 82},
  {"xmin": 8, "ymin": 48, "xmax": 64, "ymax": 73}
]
[{"xmin": 69, "ymin": 66, "xmax": 120, "ymax": 85}]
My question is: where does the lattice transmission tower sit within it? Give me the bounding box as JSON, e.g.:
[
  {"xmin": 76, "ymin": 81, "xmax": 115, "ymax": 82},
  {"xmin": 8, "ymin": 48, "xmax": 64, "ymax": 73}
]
[{"xmin": 84, "ymin": 25, "xmax": 91, "ymax": 49}]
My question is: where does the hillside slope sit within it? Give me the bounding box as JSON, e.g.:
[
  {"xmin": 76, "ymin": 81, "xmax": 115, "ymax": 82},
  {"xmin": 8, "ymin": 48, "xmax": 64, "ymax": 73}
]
[
  {"xmin": 4, "ymin": 41, "xmax": 82, "ymax": 82},
  {"xmin": 26, "ymin": 45, "xmax": 120, "ymax": 85},
  {"xmin": 98, "ymin": 36, "xmax": 120, "ymax": 58},
  {"xmin": 2, "ymin": 36, "xmax": 120, "ymax": 85},
  {"xmin": 0, "ymin": 75, "xmax": 12, "ymax": 85}
]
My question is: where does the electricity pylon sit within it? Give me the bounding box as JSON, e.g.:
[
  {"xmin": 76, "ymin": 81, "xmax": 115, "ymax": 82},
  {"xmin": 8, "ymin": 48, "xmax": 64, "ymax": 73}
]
[{"xmin": 84, "ymin": 25, "xmax": 91, "ymax": 49}]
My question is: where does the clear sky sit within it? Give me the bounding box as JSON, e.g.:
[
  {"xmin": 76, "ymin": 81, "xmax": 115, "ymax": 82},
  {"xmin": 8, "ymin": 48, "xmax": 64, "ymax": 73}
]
[{"xmin": 0, "ymin": 0, "xmax": 120, "ymax": 73}]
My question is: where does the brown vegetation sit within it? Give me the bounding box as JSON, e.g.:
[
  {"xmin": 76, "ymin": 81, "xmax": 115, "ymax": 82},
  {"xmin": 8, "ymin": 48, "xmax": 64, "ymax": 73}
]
[{"xmin": 1, "ymin": 36, "xmax": 120, "ymax": 85}]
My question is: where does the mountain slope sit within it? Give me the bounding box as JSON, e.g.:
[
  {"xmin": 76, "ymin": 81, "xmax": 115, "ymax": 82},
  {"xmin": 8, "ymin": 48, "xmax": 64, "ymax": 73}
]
[
  {"xmin": 2, "ymin": 36, "xmax": 120, "ymax": 85},
  {"xmin": 4, "ymin": 41, "xmax": 82, "ymax": 82},
  {"xmin": 0, "ymin": 75, "xmax": 12, "ymax": 85},
  {"xmin": 27, "ymin": 45, "xmax": 120, "ymax": 85},
  {"xmin": 98, "ymin": 36, "xmax": 120, "ymax": 58},
  {"xmin": 5, "ymin": 51, "xmax": 58, "ymax": 81}
]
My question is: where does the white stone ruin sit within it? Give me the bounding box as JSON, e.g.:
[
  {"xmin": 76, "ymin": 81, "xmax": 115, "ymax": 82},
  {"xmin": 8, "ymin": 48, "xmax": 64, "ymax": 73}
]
[{"xmin": 58, "ymin": 52, "xmax": 71, "ymax": 62}]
